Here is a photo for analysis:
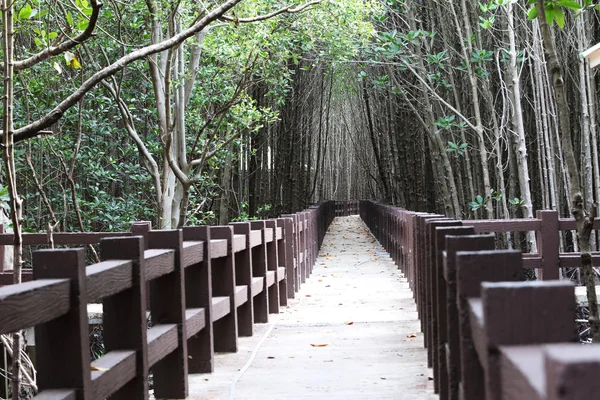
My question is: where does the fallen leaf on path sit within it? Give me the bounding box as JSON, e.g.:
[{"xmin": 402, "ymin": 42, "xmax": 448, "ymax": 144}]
[
  {"xmin": 326, "ymin": 256, "xmax": 333, "ymax": 261},
  {"xmin": 318, "ymin": 279, "xmax": 323, "ymax": 282},
  {"xmin": 91, "ymin": 365, "xmax": 108, "ymax": 372},
  {"xmin": 306, "ymin": 295, "xmax": 312, "ymax": 297},
  {"xmin": 407, "ymin": 333, "xmax": 417, "ymax": 338},
  {"xmin": 344, "ymin": 321, "xmax": 354, "ymax": 325},
  {"xmin": 310, "ymin": 344, "xmax": 328, "ymax": 347},
  {"xmin": 267, "ymin": 356, "xmax": 275, "ymax": 359}
]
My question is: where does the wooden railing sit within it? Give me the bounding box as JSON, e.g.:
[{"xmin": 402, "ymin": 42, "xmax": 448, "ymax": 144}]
[
  {"xmin": 0, "ymin": 200, "xmax": 356, "ymax": 399},
  {"xmin": 360, "ymin": 200, "xmax": 600, "ymax": 400}
]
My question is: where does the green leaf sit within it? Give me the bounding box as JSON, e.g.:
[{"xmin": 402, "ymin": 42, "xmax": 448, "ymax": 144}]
[
  {"xmin": 558, "ymin": 0, "xmax": 582, "ymax": 10},
  {"xmin": 476, "ymin": 195, "xmax": 484, "ymax": 203},
  {"xmin": 18, "ymin": 3, "xmax": 33, "ymax": 20},
  {"xmin": 545, "ymin": 5, "xmax": 556, "ymax": 26},
  {"xmin": 554, "ymin": 7, "xmax": 565, "ymax": 28},
  {"xmin": 66, "ymin": 11, "xmax": 74, "ymax": 27},
  {"xmin": 527, "ymin": 6, "xmax": 539, "ymax": 20}
]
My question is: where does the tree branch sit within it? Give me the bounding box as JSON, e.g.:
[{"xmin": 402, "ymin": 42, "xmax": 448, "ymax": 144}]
[
  {"xmin": 14, "ymin": 0, "xmax": 103, "ymax": 71},
  {"xmin": 12, "ymin": 0, "xmax": 243, "ymax": 142},
  {"xmin": 220, "ymin": 0, "xmax": 322, "ymax": 23}
]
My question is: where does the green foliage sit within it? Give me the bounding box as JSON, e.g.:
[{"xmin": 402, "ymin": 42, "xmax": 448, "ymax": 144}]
[
  {"xmin": 469, "ymin": 195, "xmax": 486, "ymax": 211},
  {"xmin": 446, "ymin": 141, "xmax": 468, "ymax": 156},
  {"xmin": 434, "ymin": 115, "xmax": 467, "ymax": 133},
  {"xmin": 527, "ymin": 0, "xmax": 584, "ymax": 29},
  {"xmin": 509, "ymin": 197, "xmax": 525, "ymax": 207}
]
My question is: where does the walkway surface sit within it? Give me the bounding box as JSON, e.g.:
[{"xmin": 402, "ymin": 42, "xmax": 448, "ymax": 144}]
[{"xmin": 188, "ymin": 216, "xmax": 436, "ymax": 399}]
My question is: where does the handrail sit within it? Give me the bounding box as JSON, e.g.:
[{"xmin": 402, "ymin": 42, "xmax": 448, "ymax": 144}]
[
  {"xmin": 0, "ymin": 200, "xmax": 357, "ymax": 399},
  {"xmin": 360, "ymin": 200, "xmax": 600, "ymax": 400}
]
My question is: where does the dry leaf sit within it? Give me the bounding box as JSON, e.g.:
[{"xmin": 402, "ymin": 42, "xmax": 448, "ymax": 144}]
[
  {"xmin": 91, "ymin": 365, "xmax": 108, "ymax": 372},
  {"xmin": 310, "ymin": 344, "xmax": 328, "ymax": 347},
  {"xmin": 326, "ymin": 256, "xmax": 333, "ymax": 261},
  {"xmin": 267, "ymin": 356, "xmax": 275, "ymax": 359},
  {"xmin": 407, "ymin": 333, "xmax": 417, "ymax": 338},
  {"xmin": 344, "ymin": 321, "xmax": 354, "ymax": 325},
  {"xmin": 318, "ymin": 279, "xmax": 323, "ymax": 282}
]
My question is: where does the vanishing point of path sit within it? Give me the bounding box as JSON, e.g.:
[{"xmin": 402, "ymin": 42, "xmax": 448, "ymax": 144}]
[{"xmin": 187, "ymin": 216, "xmax": 436, "ymax": 399}]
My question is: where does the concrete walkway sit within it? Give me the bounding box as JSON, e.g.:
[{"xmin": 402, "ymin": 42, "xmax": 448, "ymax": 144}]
[{"xmin": 188, "ymin": 216, "xmax": 436, "ymax": 400}]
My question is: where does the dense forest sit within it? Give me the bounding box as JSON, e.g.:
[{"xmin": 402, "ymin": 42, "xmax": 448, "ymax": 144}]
[
  {"xmin": 3, "ymin": 0, "xmax": 600, "ymax": 234},
  {"xmin": 3, "ymin": 0, "xmax": 600, "ymax": 396}
]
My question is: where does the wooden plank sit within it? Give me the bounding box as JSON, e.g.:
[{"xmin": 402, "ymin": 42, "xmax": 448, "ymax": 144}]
[
  {"xmin": 277, "ymin": 266, "xmax": 285, "ymax": 282},
  {"xmin": 468, "ymin": 219, "xmax": 541, "ymax": 233},
  {"xmin": 500, "ymin": 346, "xmax": 544, "ymax": 400},
  {"xmin": 182, "ymin": 241, "xmax": 204, "ymax": 267},
  {"xmin": 212, "ymin": 296, "xmax": 231, "ymax": 322},
  {"xmin": 544, "ymin": 343, "xmax": 600, "ymax": 399},
  {"xmin": 144, "ymin": 249, "xmax": 175, "ymax": 281},
  {"xmin": 249, "ymin": 230, "xmax": 262, "ymax": 248},
  {"xmin": 146, "ymin": 324, "xmax": 179, "ymax": 367},
  {"xmin": 480, "ymin": 281, "xmax": 576, "ymax": 400},
  {"xmin": 276, "ymin": 227, "xmax": 282, "ymax": 241},
  {"xmin": 33, "ymin": 390, "xmax": 77, "ymax": 400},
  {"xmin": 558, "ymin": 218, "xmax": 600, "ymax": 231},
  {"xmin": 0, "ymin": 232, "xmax": 132, "ymax": 246},
  {"xmin": 210, "ymin": 239, "xmax": 228, "ymax": 259},
  {"xmin": 86, "ymin": 260, "xmax": 132, "ymax": 303},
  {"xmin": 233, "ymin": 235, "xmax": 246, "ymax": 253},
  {"xmin": 185, "ymin": 308, "xmax": 206, "ymax": 340},
  {"xmin": 0, "ymin": 270, "xmax": 33, "ymax": 285},
  {"xmin": 264, "ymin": 228, "xmax": 274, "ymax": 243},
  {"xmin": 266, "ymin": 270, "xmax": 276, "ymax": 287},
  {"xmin": 90, "ymin": 350, "xmax": 137, "ymax": 400},
  {"xmin": 559, "ymin": 253, "xmax": 600, "ymax": 267},
  {"xmin": 0, "ymin": 279, "xmax": 70, "ymax": 334},
  {"xmin": 251, "ymin": 277, "xmax": 264, "ymax": 297},
  {"xmin": 235, "ymin": 285, "xmax": 248, "ymax": 307}
]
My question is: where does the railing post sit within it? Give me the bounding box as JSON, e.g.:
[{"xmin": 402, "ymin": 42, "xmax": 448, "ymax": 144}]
[
  {"xmin": 100, "ymin": 236, "xmax": 149, "ymax": 399},
  {"xmin": 278, "ymin": 218, "xmax": 295, "ymax": 298},
  {"xmin": 275, "ymin": 218, "xmax": 290, "ymax": 304},
  {"xmin": 536, "ymin": 210, "xmax": 560, "ymax": 280},
  {"xmin": 455, "ymin": 250, "xmax": 523, "ymax": 400},
  {"xmin": 426, "ymin": 219, "xmax": 461, "ymax": 389},
  {"xmin": 433, "ymin": 225, "xmax": 474, "ymax": 399},
  {"xmin": 147, "ymin": 230, "xmax": 188, "ymax": 398},
  {"xmin": 481, "ymin": 280, "xmax": 576, "ymax": 400},
  {"xmin": 444, "ymin": 234, "xmax": 495, "ymax": 400},
  {"xmin": 250, "ymin": 221, "xmax": 269, "ymax": 323},
  {"xmin": 265, "ymin": 220, "xmax": 280, "ymax": 314},
  {"xmin": 33, "ymin": 248, "xmax": 91, "ymax": 399},
  {"xmin": 182, "ymin": 226, "xmax": 215, "ymax": 372},
  {"xmin": 229, "ymin": 222, "xmax": 254, "ymax": 337},
  {"xmin": 210, "ymin": 226, "xmax": 239, "ymax": 351}
]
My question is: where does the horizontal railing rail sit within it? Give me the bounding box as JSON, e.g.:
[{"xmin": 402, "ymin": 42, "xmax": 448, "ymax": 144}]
[
  {"xmin": 360, "ymin": 200, "xmax": 600, "ymax": 400},
  {"xmin": 0, "ymin": 200, "xmax": 357, "ymax": 399}
]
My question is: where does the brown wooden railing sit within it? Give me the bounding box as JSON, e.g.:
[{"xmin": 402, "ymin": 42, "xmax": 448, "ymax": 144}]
[
  {"xmin": 0, "ymin": 200, "xmax": 357, "ymax": 399},
  {"xmin": 360, "ymin": 200, "xmax": 600, "ymax": 400}
]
